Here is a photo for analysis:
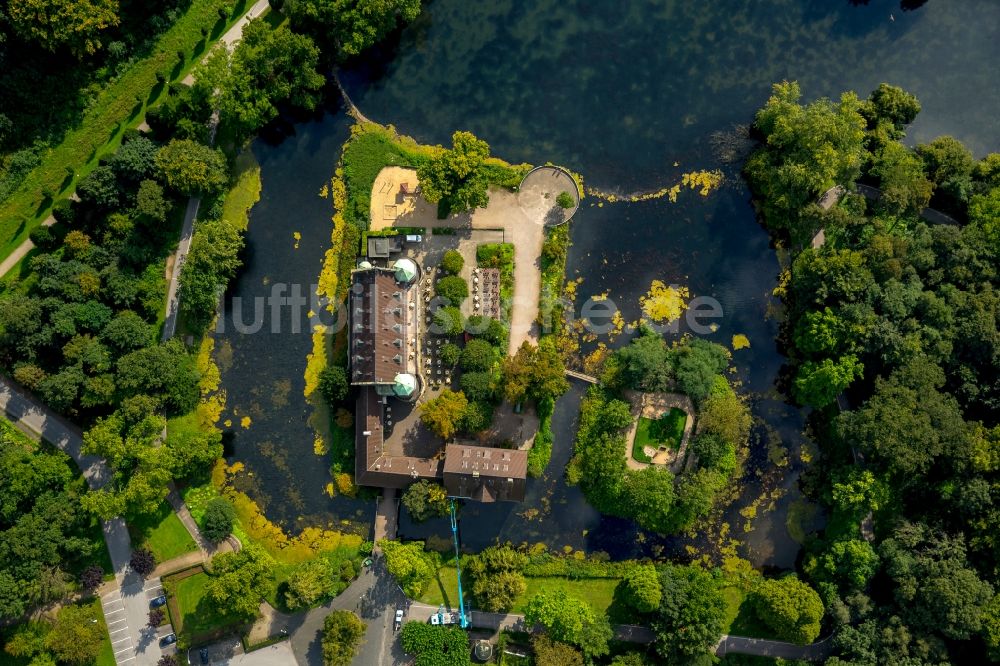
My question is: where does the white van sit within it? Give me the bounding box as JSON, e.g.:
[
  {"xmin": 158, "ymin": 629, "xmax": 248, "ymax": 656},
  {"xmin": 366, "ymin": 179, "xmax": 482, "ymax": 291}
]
[{"xmin": 405, "ymin": 234, "xmax": 422, "ymax": 243}]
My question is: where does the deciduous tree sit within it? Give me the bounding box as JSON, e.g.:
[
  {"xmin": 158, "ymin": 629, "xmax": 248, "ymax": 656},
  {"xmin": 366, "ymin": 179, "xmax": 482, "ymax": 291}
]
[
  {"xmin": 155, "ymin": 139, "xmax": 228, "ymax": 196},
  {"xmin": 8, "ymin": 0, "xmax": 119, "ymax": 56},
  {"xmin": 652, "ymin": 565, "xmax": 726, "ymax": 662},
  {"xmin": 321, "ymin": 610, "xmax": 366, "ymax": 666},
  {"xmin": 420, "ymin": 389, "xmax": 468, "ymax": 440},
  {"xmin": 417, "ymin": 131, "xmax": 492, "ymax": 214},
  {"xmin": 750, "ymin": 576, "xmax": 824, "ymax": 644}
]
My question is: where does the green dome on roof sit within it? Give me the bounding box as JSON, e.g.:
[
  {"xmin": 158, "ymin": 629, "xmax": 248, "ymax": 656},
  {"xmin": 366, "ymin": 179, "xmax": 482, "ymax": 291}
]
[
  {"xmin": 394, "ymin": 258, "xmax": 418, "ymax": 283},
  {"xmin": 393, "ymin": 373, "xmax": 418, "ymax": 397}
]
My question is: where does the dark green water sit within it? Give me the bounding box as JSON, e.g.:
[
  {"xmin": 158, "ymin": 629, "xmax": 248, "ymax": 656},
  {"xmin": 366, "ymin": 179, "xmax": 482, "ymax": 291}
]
[{"xmin": 224, "ymin": 0, "xmax": 1000, "ymax": 566}]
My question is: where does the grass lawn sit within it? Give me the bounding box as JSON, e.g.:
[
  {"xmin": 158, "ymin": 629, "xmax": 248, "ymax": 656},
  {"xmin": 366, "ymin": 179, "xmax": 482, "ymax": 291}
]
[
  {"xmin": 632, "ymin": 408, "xmax": 687, "ymax": 463},
  {"xmin": 128, "ymin": 502, "xmax": 198, "ymax": 563},
  {"xmin": 0, "ymin": 0, "xmax": 253, "ymax": 263},
  {"xmin": 420, "ymin": 565, "xmax": 622, "ymax": 618},
  {"xmin": 720, "ymin": 586, "xmax": 780, "ymax": 640},
  {"xmin": 170, "ymin": 572, "xmax": 244, "ymax": 644}
]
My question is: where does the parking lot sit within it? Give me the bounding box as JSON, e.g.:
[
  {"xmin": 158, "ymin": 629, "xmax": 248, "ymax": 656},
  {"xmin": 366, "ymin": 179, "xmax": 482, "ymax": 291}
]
[{"xmin": 101, "ymin": 576, "xmax": 175, "ymax": 665}]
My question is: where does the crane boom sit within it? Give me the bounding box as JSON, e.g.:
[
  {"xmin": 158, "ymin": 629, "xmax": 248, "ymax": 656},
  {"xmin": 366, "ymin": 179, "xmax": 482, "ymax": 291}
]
[{"xmin": 449, "ymin": 499, "xmax": 469, "ymax": 628}]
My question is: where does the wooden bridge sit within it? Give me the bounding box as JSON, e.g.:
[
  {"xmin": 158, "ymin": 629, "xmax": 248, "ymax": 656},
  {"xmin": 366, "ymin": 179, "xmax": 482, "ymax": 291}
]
[{"xmin": 565, "ymin": 369, "xmax": 599, "ymax": 384}]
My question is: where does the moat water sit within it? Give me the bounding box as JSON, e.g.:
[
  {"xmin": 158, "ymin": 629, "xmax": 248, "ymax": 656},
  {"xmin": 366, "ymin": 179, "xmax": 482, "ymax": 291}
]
[{"xmin": 220, "ymin": 0, "xmax": 1000, "ymax": 567}]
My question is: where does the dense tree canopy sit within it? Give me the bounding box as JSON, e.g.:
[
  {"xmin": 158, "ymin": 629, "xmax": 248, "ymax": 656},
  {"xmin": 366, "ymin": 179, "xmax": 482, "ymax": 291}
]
[
  {"xmin": 206, "ymin": 545, "xmax": 274, "ymax": 618},
  {"xmin": 745, "ymin": 80, "xmax": 867, "ymax": 241},
  {"xmin": 211, "ymin": 20, "xmax": 325, "ymax": 141},
  {"xmin": 379, "ymin": 540, "xmax": 437, "ymax": 598},
  {"xmin": 420, "ymin": 389, "xmax": 468, "ymax": 440},
  {"xmin": 651, "ymin": 565, "xmax": 727, "ymax": 663},
  {"xmin": 750, "ymin": 576, "xmax": 824, "ymax": 644},
  {"xmin": 155, "ymin": 138, "xmax": 228, "ymax": 195},
  {"xmin": 7, "ymin": 0, "xmax": 120, "ymax": 56},
  {"xmin": 749, "ymin": 82, "xmax": 1000, "ymax": 665},
  {"xmin": 286, "ymin": 0, "xmax": 421, "ymax": 61},
  {"xmin": 0, "ymin": 422, "xmax": 102, "ymax": 619}
]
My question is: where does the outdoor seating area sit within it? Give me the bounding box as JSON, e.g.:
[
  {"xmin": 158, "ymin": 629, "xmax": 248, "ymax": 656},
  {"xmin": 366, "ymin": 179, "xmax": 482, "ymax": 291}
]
[
  {"xmin": 421, "ymin": 269, "xmax": 454, "ymax": 391},
  {"xmin": 474, "ymin": 267, "xmax": 501, "ymax": 319}
]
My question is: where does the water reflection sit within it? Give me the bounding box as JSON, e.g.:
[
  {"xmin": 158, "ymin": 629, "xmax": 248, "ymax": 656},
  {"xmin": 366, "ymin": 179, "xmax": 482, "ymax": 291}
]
[{"xmin": 228, "ymin": 0, "xmax": 998, "ymax": 567}]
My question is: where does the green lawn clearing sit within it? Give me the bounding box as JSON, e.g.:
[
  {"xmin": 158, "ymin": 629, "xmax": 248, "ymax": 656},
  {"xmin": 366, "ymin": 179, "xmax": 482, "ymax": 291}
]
[
  {"xmin": 169, "ymin": 571, "xmax": 244, "ymax": 645},
  {"xmin": 128, "ymin": 502, "xmax": 198, "ymax": 563},
  {"xmin": 419, "ymin": 565, "xmax": 621, "ymax": 618},
  {"xmin": 632, "ymin": 408, "xmax": 687, "ymax": 463},
  {"xmin": 720, "ymin": 586, "xmax": 780, "ymax": 640}
]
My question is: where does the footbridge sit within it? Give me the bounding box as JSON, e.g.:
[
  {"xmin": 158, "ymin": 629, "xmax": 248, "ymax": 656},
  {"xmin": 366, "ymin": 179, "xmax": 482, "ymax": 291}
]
[{"xmin": 565, "ymin": 369, "xmax": 598, "ymax": 384}]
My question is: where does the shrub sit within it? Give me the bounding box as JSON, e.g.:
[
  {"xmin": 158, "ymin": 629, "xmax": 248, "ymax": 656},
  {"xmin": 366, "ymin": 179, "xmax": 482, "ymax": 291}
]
[
  {"xmin": 441, "ymin": 249, "xmax": 464, "ymax": 274},
  {"xmin": 319, "ymin": 366, "xmax": 350, "ymax": 405},
  {"xmin": 556, "ymin": 191, "xmax": 575, "ymax": 209},
  {"xmin": 29, "ymin": 225, "xmax": 57, "ymax": 250},
  {"xmin": 200, "ymin": 497, "xmax": 236, "ymax": 543},
  {"xmin": 460, "ymin": 339, "xmax": 496, "ymax": 372},
  {"xmin": 79, "ymin": 565, "xmax": 104, "ymax": 592},
  {"xmin": 433, "ymin": 307, "xmax": 464, "ymax": 336},
  {"xmin": 402, "ymin": 480, "xmax": 449, "ymax": 522},
  {"xmin": 435, "ymin": 275, "xmax": 468, "ymax": 305},
  {"xmin": 440, "ymin": 342, "xmax": 461, "ymax": 366},
  {"xmin": 148, "ymin": 609, "xmax": 164, "ymax": 627},
  {"xmin": 130, "ymin": 549, "xmax": 156, "ymax": 576},
  {"xmin": 400, "ymin": 623, "xmax": 471, "ymax": 665},
  {"xmin": 620, "ymin": 564, "xmax": 662, "ymax": 613}
]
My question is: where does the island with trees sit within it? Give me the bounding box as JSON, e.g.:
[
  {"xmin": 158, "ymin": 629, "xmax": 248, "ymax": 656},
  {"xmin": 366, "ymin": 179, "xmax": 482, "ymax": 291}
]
[{"xmin": 1, "ymin": 0, "xmax": 998, "ymax": 663}]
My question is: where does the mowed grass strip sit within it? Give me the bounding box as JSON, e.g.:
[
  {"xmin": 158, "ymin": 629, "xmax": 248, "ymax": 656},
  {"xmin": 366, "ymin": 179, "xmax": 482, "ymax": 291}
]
[
  {"xmin": 419, "ymin": 565, "xmax": 620, "ymax": 617},
  {"xmin": 0, "ymin": 0, "xmax": 250, "ymax": 261}
]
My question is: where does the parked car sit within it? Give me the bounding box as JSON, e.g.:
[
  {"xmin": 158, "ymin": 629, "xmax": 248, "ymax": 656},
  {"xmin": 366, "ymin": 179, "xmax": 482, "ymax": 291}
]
[
  {"xmin": 394, "ymin": 609, "xmax": 404, "ymax": 631},
  {"xmin": 199, "ymin": 647, "xmax": 209, "ymax": 664},
  {"xmin": 405, "ymin": 234, "xmax": 422, "ymax": 243},
  {"xmin": 159, "ymin": 633, "xmax": 177, "ymax": 648},
  {"xmin": 149, "ymin": 595, "xmax": 167, "ymax": 608}
]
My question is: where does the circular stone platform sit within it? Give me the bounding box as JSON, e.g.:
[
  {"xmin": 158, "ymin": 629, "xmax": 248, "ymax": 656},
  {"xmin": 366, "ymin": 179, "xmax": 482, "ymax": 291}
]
[{"xmin": 517, "ymin": 166, "xmax": 580, "ymax": 226}]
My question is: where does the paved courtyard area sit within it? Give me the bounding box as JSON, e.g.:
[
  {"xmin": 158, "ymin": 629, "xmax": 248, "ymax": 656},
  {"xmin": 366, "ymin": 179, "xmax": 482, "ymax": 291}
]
[{"xmin": 370, "ymin": 165, "xmax": 578, "ymax": 355}]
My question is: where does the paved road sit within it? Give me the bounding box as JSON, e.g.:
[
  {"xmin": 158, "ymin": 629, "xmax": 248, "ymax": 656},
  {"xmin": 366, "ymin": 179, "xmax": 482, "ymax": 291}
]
[
  {"xmin": 716, "ymin": 634, "xmax": 833, "ymax": 661},
  {"xmin": 288, "ymin": 555, "xmax": 407, "ymax": 666}
]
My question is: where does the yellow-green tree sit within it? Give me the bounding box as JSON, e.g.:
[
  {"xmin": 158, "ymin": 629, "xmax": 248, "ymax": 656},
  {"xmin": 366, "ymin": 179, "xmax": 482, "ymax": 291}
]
[
  {"xmin": 7, "ymin": 0, "xmax": 119, "ymax": 56},
  {"xmin": 420, "ymin": 389, "xmax": 467, "ymax": 440}
]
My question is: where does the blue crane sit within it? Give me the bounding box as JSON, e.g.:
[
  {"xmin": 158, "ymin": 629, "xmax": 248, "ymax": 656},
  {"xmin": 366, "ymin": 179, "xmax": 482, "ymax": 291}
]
[{"xmin": 449, "ymin": 498, "xmax": 469, "ymax": 629}]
